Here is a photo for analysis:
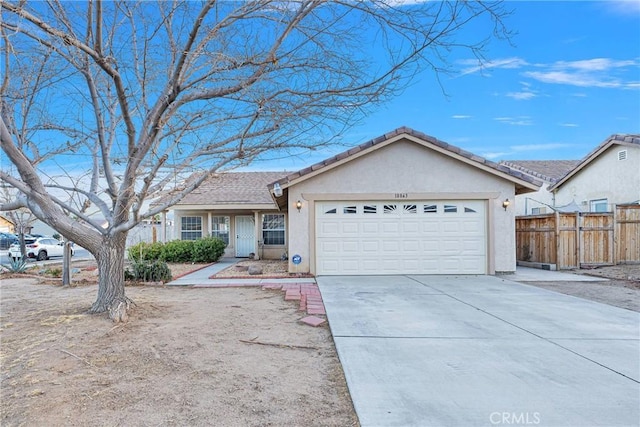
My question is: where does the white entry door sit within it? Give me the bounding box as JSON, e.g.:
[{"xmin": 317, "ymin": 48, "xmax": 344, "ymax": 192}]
[
  {"xmin": 316, "ymin": 200, "xmax": 487, "ymax": 275},
  {"xmin": 235, "ymin": 216, "xmax": 255, "ymax": 257}
]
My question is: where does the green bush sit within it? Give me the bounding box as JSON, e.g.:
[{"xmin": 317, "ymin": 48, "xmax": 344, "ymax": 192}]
[
  {"xmin": 193, "ymin": 237, "xmax": 226, "ymax": 263},
  {"xmin": 127, "ymin": 260, "xmax": 172, "ymax": 282},
  {"xmin": 161, "ymin": 240, "xmax": 194, "ymax": 263},
  {"xmin": 128, "ymin": 241, "xmax": 164, "ymax": 261}
]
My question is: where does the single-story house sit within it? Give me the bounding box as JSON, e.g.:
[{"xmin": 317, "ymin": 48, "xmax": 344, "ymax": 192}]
[
  {"xmin": 548, "ymin": 134, "xmax": 639, "ymax": 212},
  {"xmin": 499, "ymin": 160, "xmax": 579, "ymax": 215},
  {"xmin": 168, "ymin": 127, "xmax": 541, "ymax": 275},
  {"xmin": 0, "ymin": 215, "xmax": 15, "ymax": 233}
]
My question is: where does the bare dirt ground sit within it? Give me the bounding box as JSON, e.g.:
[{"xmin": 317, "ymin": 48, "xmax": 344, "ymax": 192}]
[
  {"xmin": 521, "ymin": 264, "xmax": 640, "ymax": 312},
  {"xmin": 0, "ymin": 265, "xmax": 358, "ymax": 427},
  {"xmin": 212, "ymin": 260, "xmax": 300, "ymax": 279}
]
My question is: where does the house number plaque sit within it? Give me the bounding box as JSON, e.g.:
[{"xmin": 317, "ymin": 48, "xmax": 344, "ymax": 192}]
[{"xmin": 394, "ymin": 193, "xmax": 408, "ymax": 199}]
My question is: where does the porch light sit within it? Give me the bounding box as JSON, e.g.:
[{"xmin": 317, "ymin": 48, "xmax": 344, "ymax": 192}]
[
  {"xmin": 503, "ymin": 199, "xmax": 510, "ymax": 211},
  {"xmin": 273, "ymin": 182, "xmax": 283, "ymax": 197},
  {"xmin": 296, "ymin": 200, "xmax": 302, "ymax": 212}
]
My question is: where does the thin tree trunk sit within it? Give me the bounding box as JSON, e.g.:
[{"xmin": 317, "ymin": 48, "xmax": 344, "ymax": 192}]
[
  {"xmin": 62, "ymin": 242, "xmax": 71, "ymax": 286},
  {"xmin": 89, "ymin": 233, "xmax": 133, "ymax": 322}
]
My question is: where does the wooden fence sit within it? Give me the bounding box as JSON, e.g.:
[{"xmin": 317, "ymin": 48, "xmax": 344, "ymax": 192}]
[{"xmin": 516, "ymin": 204, "xmax": 640, "ymax": 269}]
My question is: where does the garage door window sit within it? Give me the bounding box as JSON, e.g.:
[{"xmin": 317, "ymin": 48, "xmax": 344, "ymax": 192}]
[
  {"xmin": 444, "ymin": 205, "xmax": 457, "ymax": 213},
  {"xmin": 424, "ymin": 204, "xmax": 437, "ymax": 213},
  {"xmin": 343, "ymin": 205, "xmax": 357, "ymax": 214},
  {"xmin": 384, "ymin": 204, "xmax": 397, "ymax": 214},
  {"xmin": 464, "ymin": 207, "xmax": 477, "ymax": 213},
  {"xmin": 262, "ymin": 214, "xmax": 285, "ymax": 245},
  {"xmin": 364, "ymin": 205, "xmax": 377, "ymax": 214},
  {"xmin": 404, "ymin": 204, "xmax": 417, "ymax": 214}
]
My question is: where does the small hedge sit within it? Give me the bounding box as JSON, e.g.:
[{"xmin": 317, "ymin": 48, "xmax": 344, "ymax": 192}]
[
  {"xmin": 127, "ymin": 237, "xmax": 226, "ymax": 263},
  {"xmin": 127, "ymin": 260, "xmax": 172, "ymax": 282}
]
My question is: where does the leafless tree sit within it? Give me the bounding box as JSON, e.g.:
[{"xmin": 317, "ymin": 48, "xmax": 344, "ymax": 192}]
[{"xmin": 0, "ymin": 0, "xmax": 510, "ymax": 321}]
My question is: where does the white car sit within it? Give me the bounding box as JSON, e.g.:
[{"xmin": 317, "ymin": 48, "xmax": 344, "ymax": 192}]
[{"xmin": 9, "ymin": 237, "xmax": 74, "ymax": 261}]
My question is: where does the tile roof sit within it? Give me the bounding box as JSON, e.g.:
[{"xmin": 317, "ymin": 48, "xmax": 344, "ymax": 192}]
[
  {"xmin": 550, "ymin": 133, "xmax": 640, "ymax": 191},
  {"xmin": 270, "ymin": 126, "xmax": 542, "ymax": 189},
  {"xmin": 176, "ymin": 171, "xmax": 289, "ymax": 205},
  {"xmin": 499, "ymin": 160, "xmax": 580, "ymax": 183}
]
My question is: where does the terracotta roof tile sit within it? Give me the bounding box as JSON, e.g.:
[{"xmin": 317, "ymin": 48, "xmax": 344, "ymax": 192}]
[
  {"xmin": 500, "ymin": 160, "xmax": 581, "ymax": 182},
  {"xmin": 270, "ymin": 126, "xmax": 541, "ymax": 188}
]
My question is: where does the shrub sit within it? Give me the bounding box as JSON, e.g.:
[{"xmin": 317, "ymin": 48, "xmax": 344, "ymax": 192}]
[
  {"xmin": 128, "ymin": 241, "xmax": 164, "ymax": 261},
  {"xmin": 127, "ymin": 260, "xmax": 172, "ymax": 282},
  {"xmin": 193, "ymin": 237, "xmax": 226, "ymax": 263},
  {"xmin": 161, "ymin": 240, "xmax": 194, "ymax": 263}
]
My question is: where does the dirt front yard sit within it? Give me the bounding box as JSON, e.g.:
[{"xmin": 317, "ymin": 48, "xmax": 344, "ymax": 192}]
[
  {"xmin": 0, "ymin": 277, "xmax": 358, "ymax": 427},
  {"xmin": 521, "ymin": 264, "xmax": 640, "ymax": 312}
]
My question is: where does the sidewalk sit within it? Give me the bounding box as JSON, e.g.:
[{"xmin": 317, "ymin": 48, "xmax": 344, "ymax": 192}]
[{"xmin": 167, "ymin": 258, "xmax": 316, "ymax": 287}]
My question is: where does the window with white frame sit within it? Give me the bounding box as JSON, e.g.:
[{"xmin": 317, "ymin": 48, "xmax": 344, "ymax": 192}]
[
  {"xmin": 262, "ymin": 214, "xmax": 285, "ymax": 245},
  {"xmin": 181, "ymin": 216, "xmax": 202, "ymax": 240},
  {"xmin": 210, "ymin": 216, "xmax": 230, "ymax": 245},
  {"xmin": 589, "ymin": 199, "xmax": 608, "ymax": 213},
  {"xmin": 531, "ymin": 207, "xmax": 547, "ymax": 215}
]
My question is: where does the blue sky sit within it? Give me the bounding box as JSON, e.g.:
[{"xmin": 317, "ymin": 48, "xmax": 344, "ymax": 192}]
[{"xmin": 248, "ymin": 0, "xmax": 640, "ymax": 171}]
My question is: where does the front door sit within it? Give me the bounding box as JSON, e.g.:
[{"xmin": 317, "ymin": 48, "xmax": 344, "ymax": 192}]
[{"xmin": 235, "ymin": 216, "xmax": 255, "ymax": 257}]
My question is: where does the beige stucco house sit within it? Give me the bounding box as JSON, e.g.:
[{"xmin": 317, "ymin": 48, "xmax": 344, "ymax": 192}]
[
  {"xmin": 500, "ymin": 160, "xmax": 579, "ymax": 215},
  {"xmin": 0, "ymin": 215, "xmax": 15, "ymax": 233},
  {"xmin": 169, "ymin": 127, "xmax": 541, "ymax": 275},
  {"xmin": 548, "ymin": 134, "xmax": 640, "ymax": 212}
]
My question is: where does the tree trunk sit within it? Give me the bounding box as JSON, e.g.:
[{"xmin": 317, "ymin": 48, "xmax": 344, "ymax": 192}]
[
  {"xmin": 89, "ymin": 233, "xmax": 133, "ymax": 322},
  {"xmin": 62, "ymin": 242, "xmax": 71, "ymax": 286}
]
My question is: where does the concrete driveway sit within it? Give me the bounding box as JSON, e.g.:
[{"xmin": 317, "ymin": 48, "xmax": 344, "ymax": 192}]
[{"xmin": 317, "ymin": 275, "xmax": 640, "ymax": 427}]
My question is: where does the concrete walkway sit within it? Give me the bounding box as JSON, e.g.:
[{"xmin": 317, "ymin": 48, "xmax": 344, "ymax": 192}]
[
  {"xmin": 167, "ymin": 258, "xmax": 315, "ymax": 287},
  {"xmin": 318, "ymin": 273, "xmax": 640, "ymax": 427}
]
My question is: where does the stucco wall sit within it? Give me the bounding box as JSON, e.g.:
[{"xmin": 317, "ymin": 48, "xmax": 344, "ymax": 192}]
[
  {"xmin": 513, "ymin": 183, "xmax": 555, "ymax": 216},
  {"xmin": 287, "ymin": 139, "xmax": 517, "ymax": 274},
  {"xmin": 554, "ymin": 145, "xmax": 640, "ymax": 211}
]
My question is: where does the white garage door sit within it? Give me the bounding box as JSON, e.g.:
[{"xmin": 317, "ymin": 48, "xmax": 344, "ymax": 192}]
[{"xmin": 316, "ymin": 200, "xmax": 486, "ymax": 275}]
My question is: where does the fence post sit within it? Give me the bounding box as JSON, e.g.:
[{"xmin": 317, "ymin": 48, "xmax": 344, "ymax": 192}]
[
  {"xmin": 576, "ymin": 212, "xmax": 581, "ymax": 269},
  {"xmin": 613, "ymin": 204, "xmax": 618, "ymax": 265},
  {"xmin": 554, "ymin": 211, "xmax": 560, "ymax": 268}
]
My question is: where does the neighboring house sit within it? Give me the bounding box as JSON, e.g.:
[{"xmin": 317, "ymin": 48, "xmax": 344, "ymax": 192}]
[
  {"xmin": 500, "ymin": 160, "xmax": 579, "ymax": 215},
  {"xmin": 168, "ymin": 127, "xmax": 540, "ymax": 275},
  {"xmin": 0, "ymin": 215, "xmax": 15, "ymax": 233},
  {"xmin": 549, "ymin": 134, "xmax": 640, "ymax": 212}
]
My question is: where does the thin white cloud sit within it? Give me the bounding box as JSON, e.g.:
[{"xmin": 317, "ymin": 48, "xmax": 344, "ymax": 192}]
[
  {"xmin": 481, "ymin": 152, "xmax": 510, "ymax": 160},
  {"xmin": 510, "ymin": 143, "xmax": 575, "ymax": 152},
  {"xmin": 605, "ymin": 0, "xmax": 640, "ymax": 15},
  {"xmin": 458, "ymin": 55, "xmax": 638, "ymax": 90},
  {"xmin": 457, "ymin": 57, "xmax": 529, "ymax": 76},
  {"xmin": 523, "ymin": 58, "xmax": 639, "ymax": 89},
  {"xmin": 506, "ymin": 91, "xmax": 536, "ymax": 100},
  {"xmin": 559, "ymin": 123, "xmax": 579, "ymax": 127},
  {"xmin": 494, "ymin": 116, "xmax": 533, "ymax": 126},
  {"xmin": 451, "ymin": 115, "xmax": 472, "ymax": 119}
]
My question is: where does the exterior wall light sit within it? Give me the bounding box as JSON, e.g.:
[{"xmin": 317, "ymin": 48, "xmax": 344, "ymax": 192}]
[
  {"xmin": 273, "ymin": 182, "xmax": 283, "ymax": 197},
  {"xmin": 503, "ymin": 199, "xmax": 510, "ymax": 211},
  {"xmin": 296, "ymin": 200, "xmax": 302, "ymax": 212}
]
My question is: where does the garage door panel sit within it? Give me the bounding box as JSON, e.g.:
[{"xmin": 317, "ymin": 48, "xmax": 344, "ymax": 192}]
[
  {"xmin": 320, "ymin": 222, "xmax": 340, "ymax": 235},
  {"xmin": 342, "ymin": 241, "xmax": 359, "ymax": 252},
  {"xmin": 362, "ymin": 241, "xmax": 380, "ymax": 252},
  {"xmin": 342, "ymin": 222, "xmax": 359, "ymax": 234},
  {"xmin": 316, "ymin": 200, "xmax": 486, "ymax": 275},
  {"xmin": 402, "ymin": 240, "xmax": 421, "ymax": 252}
]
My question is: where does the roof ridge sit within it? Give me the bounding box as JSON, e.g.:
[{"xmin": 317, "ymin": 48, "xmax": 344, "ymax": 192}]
[{"xmin": 272, "ymin": 127, "xmax": 541, "ymax": 188}]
